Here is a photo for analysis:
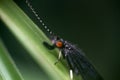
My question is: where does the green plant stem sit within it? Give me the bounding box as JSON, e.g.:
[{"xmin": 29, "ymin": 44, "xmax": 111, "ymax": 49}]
[
  {"xmin": 0, "ymin": 0, "xmax": 82, "ymax": 80},
  {"xmin": 0, "ymin": 39, "xmax": 24, "ymax": 80},
  {"xmin": 0, "ymin": 74, "xmax": 2, "ymax": 80}
]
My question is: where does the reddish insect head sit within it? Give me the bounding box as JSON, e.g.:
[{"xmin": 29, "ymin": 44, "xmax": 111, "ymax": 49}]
[{"xmin": 56, "ymin": 41, "xmax": 63, "ymax": 48}]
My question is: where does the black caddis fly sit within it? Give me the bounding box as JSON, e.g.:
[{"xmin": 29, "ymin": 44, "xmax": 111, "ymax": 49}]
[
  {"xmin": 43, "ymin": 36, "xmax": 103, "ymax": 80},
  {"xmin": 25, "ymin": 0, "xmax": 103, "ymax": 80}
]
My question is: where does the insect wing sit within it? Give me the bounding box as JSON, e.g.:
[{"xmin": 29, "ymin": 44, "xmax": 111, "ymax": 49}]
[{"xmin": 65, "ymin": 45, "xmax": 103, "ymax": 80}]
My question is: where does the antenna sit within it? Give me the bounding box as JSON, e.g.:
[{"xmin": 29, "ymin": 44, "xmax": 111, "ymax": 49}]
[{"xmin": 25, "ymin": 0, "xmax": 53, "ymax": 35}]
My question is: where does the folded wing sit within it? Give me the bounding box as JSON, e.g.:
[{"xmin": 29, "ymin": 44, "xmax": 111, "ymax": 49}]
[{"xmin": 64, "ymin": 45, "xmax": 103, "ymax": 80}]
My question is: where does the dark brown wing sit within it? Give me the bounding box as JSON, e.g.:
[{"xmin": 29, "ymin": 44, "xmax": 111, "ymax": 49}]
[{"xmin": 64, "ymin": 44, "xmax": 103, "ymax": 80}]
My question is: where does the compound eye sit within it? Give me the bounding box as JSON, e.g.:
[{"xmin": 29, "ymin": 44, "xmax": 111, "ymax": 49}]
[{"xmin": 56, "ymin": 41, "xmax": 63, "ymax": 48}]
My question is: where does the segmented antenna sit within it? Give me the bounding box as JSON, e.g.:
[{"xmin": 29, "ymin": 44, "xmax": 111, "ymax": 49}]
[{"xmin": 25, "ymin": 0, "xmax": 53, "ymax": 35}]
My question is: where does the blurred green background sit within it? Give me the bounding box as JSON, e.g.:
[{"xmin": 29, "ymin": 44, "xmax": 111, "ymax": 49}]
[{"xmin": 0, "ymin": 0, "xmax": 120, "ymax": 80}]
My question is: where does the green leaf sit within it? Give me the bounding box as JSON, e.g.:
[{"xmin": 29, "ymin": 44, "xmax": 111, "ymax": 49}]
[
  {"xmin": 0, "ymin": 0, "xmax": 82, "ymax": 80},
  {"xmin": 0, "ymin": 39, "xmax": 24, "ymax": 80},
  {"xmin": 0, "ymin": 74, "xmax": 3, "ymax": 80}
]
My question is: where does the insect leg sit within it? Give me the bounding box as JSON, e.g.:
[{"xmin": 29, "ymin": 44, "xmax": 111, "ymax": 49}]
[
  {"xmin": 70, "ymin": 69, "xmax": 73, "ymax": 80},
  {"xmin": 43, "ymin": 41, "xmax": 55, "ymax": 50},
  {"xmin": 54, "ymin": 50, "xmax": 62, "ymax": 65}
]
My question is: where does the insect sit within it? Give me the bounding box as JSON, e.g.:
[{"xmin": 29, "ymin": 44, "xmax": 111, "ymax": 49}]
[
  {"xmin": 43, "ymin": 36, "xmax": 103, "ymax": 80},
  {"xmin": 25, "ymin": 0, "xmax": 103, "ymax": 80}
]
